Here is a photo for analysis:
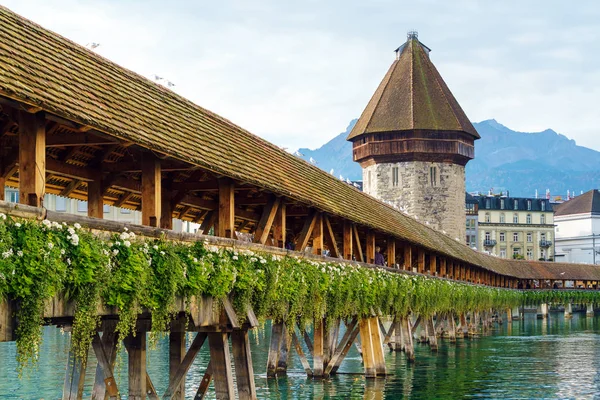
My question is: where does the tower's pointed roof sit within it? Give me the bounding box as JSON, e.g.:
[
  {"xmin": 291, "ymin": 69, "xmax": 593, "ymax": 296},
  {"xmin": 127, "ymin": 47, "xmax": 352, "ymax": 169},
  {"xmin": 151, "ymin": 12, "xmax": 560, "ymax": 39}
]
[{"xmin": 347, "ymin": 33, "xmax": 479, "ymax": 141}]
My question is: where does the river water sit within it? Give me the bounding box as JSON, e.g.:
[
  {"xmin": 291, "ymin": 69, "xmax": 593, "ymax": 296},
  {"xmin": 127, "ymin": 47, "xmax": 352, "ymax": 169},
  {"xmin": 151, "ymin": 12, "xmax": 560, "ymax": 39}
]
[{"xmin": 1, "ymin": 312, "xmax": 600, "ymax": 399}]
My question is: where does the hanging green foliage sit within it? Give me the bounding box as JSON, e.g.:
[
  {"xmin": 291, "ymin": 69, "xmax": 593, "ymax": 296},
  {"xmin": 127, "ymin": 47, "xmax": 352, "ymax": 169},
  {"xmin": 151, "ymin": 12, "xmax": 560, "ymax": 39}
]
[{"xmin": 0, "ymin": 214, "xmax": 564, "ymax": 371}]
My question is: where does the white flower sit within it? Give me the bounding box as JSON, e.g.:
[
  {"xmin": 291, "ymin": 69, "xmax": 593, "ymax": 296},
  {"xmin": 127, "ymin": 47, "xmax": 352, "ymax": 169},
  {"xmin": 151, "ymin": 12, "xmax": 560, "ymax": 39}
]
[
  {"xmin": 68, "ymin": 234, "xmax": 79, "ymax": 246},
  {"xmin": 42, "ymin": 219, "xmax": 51, "ymax": 227},
  {"xmin": 67, "ymin": 258, "xmax": 71, "ymax": 265},
  {"xmin": 260, "ymin": 258, "xmax": 267, "ymax": 264},
  {"xmin": 47, "ymin": 243, "xmax": 54, "ymax": 249},
  {"xmin": 250, "ymin": 257, "xmax": 257, "ymax": 263},
  {"xmin": 2, "ymin": 249, "xmax": 13, "ymax": 259},
  {"xmin": 123, "ymin": 227, "xmax": 129, "ymax": 231},
  {"xmin": 143, "ymin": 248, "xmax": 148, "ymax": 254},
  {"xmin": 16, "ymin": 250, "xmax": 23, "ymax": 257},
  {"xmin": 119, "ymin": 232, "xmax": 130, "ymax": 240},
  {"xmin": 67, "ymin": 227, "xmax": 75, "ymax": 235},
  {"xmin": 123, "ymin": 240, "xmax": 131, "ymax": 248},
  {"xmin": 14, "ymin": 222, "xmax": 21, "ymax": 228},
  {"xmin": 112, "ymin": 249, "xmax": 119, "ymax": 256},
  {"xmin": 0, "ymin": 213, "xmax": 6, "ymax": 220},
  {"xmin": 60, "ymin": 249, "xmax": 66, "ymax": 255},
  {"xmin": 193, "ymin": 258, "xmax": 198, "ymax": 263},
  {"xmin": 232, "ymin": 255, "xmax": 238, "ymax": 261},
  {"xmin": 160, "ymin": 251, "xmax": 165, "ymax": 256},
  {"xmin": 73, "ymin": 223, "xmax": 81, "ymax": 230},
  {"xmin": 153, "ymin": 245, "xmax": 159, "ymax": 250}
]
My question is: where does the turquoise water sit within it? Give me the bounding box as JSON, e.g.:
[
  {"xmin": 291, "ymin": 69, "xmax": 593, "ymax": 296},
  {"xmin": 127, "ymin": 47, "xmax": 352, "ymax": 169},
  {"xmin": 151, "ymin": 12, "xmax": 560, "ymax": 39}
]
[{"xmin": 1, "ymin": 312, "xmax": 600, "ymax": 399}]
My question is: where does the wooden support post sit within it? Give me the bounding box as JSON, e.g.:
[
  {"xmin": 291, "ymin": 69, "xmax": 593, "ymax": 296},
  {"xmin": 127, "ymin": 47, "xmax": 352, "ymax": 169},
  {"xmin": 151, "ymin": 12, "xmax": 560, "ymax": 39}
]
[
  {"xmin": 194, "ymin": 361, "xmax": 212, "ymax": 399},
  {"xmin": 296, "ymin": 210, "xmax": 318, "ymax": 251},
  {"xmin": 352, "ymin": 224, "xmax": 364, "ymax": 262},
  {"xmin": 291, "ymin": 331, "xmax": 313, "ymax": 376},
  {"xmin": 390, "ymin": 318, "xmax": 403, "ymax": 351},
  {"xmin": 276, "ymin": 323, "xmax": 291, "ymax": 375},
  {"xmin": 266, "ymin": 321, "xmax": 283, "ymax": 377},
  {"xmin": 312, "ymin": 213, "xmax": 324, "ymax": 255},
  {"xmin": 253, "ymin": 196, "xmax": 280, "ymax": 244},
  {"xmin": 217, "ymin": 179, "xmax": 235, "ymax": 238},
  {"xmin": 426, "ymin": 316, "xmax": 438, "ymax": 351},
  {"xmin": 359, "ymin": 318, "xmax": 375, "ymax": 378},
  {"xmin": 429, "ymin": 254, "xmax": 437, "ymax": 275},
  {"xmin": 447, "ymin": 313, "xmax": 457, "ymax": 342},
  {"xmin": 369, "ymin": 317, "xmax": 386, "ymax": 376},
  {"xmin": 0, "ymin": 175, "xmax": 4, "ymax": 201},
  {"xmin": 208, "ymin": 332, "xmax": 235, "ymax": 399},
  {"xmin": 91, "ymin": 327, "xmax": 119, "ymax": 400},
  {"xmin": 387, "ymin": 238, "xmax": 396, "ymax": 268},
  {"xmin": 0, "ymin": 300, "xmax": 15, "ymax": 342},
  {"xmin": 323, "ymin": 215, "xmax": 340, "ymax": 258},
  {"xmin": 18, "ymin": 111, "xmax": 45, "ymax": 206},
  {"xmin": 313, "ymin": 319, "xmax": 325, "ymax": 377},
  {"xmin": 141, "ymin": 153, "xmax": 161, "ymax": 227},
  {"xmin": 126, "ymin": 333, "xmax": 147, "ymax": 400},
  {"xmin": 169, "ymin": 331, "xmax": 185, "ymax": 400},
  {"xmin": 62, "ymin": 337, "xmax": 87, "ymax": 400},
  {"xmin": 199, "ymin": 211, "xmax": 216, "ymax": 235},
  {"xmin": 160, "ymin": 189, "xmax": 173, "ymax": 230},
  {"xmin": 404, "ymin": 245, "xmax": 412, "ymax": 271},
  {"xmin": 440, "ymin": 258, "xmax": 447, "ymax": 277},
  {"xmin": 272, "ymin": 199, "xmax": 286, "ymax": 248},
  {"xmin": 88, "ymin": 177, "xmax": 104, "ymax": 219},
  {"xmin": 417, "ymin": 249, "xmax": 425, "ymax": 274},
  {"xmin": 343, "ymin": 220, "xmax": 353, "ymax": 260},
  {"xmin": 164, "ymin": 333, "xmax": 207, "ymax": 399},
  {"xmin": 231, "ymin": 330, "xmax": 257, "ymax": 400},
  {"xmin": 326, "ymin": 318, "xmax": 359, "ymax": 376},
  {"xmin": 400, "ymin": 316, "xmax": 414, "ymax": 362},
  {"xmin": 366, "ymin": 230, "xmax": 375, "ymax": 264}
]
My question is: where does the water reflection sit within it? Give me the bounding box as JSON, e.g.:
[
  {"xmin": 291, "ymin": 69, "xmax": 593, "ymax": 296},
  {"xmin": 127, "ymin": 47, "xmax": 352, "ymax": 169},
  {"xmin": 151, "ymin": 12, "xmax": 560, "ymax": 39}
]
[{"xmin": 1, "ymin": 312, "xmax": 600, "ymax": 398}]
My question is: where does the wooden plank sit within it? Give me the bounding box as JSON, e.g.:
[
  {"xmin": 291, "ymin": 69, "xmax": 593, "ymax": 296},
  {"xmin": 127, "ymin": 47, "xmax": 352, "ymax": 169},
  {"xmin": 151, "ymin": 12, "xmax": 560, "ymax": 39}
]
[
  {"xmin": 231, "ymin": 330, "xmax": 257, "ymax": 400},
  {"xmin": 325, "ymin": 318, "xmax": 359, "ymax": 376},
  {"xmin": 208, "ymin": 332, "xmax": 235, "ymax": 399},
  {"xmin": 387, "ymin": 238, "xmax": 396, "ymax": 268},
  {"xmin": 417, "ymin": 248, "xmax": 425, "ymax": 274},
  {"xmin": 126, "ymin": 333, "xmax": 147, "ymax": 400},
  {"xmin": 429, "ymin": 254, "xmax": 437, "ymax": 275},
  {"xmin": 313, "ymin": 319, "xmax": 324, "ymax": 377},
  {"xmin": 45, "ymin": 131, "xmax": 117, "ymax": 147},
  {"xmin": 369, "ymin": 317, "xmax": 386, "ymax": 376},
  {"xmin": 366, "ymin": 230, "xmax": 375, "ymax": 264},
  {"xmin": 146, "ymin": 374, "xmax": 159, "ymax": 399},
  {"xmin": 383, "ymin": 316, "xmax": 397, "ymax": 345},
  {"xmin": 217, "ymin": 178, "xmax": 235, "ymax": 238},
  {"xmin": 114, "ymin": 192, "xmax": 134, "ymax": 208},
  {"xmin": 266, "ymin": 322, "xmax": 283, "ymax": 377},
  {"xmin": 359, "ymin": 318, "xmax": 375, "ymax": 378},
  {"xmin": 403, "ymin": 244, "xmax": 412, "ymax": 271},
  {"xmin": 440, "ymin": 258, "xmax": 447, "ymax": 277},
  {"xmin": 276, "ymin": 323, "xmax": 291, "ymax": 375},
  {"xmin": 0, "ymin": 300, "xmax": 14, "ymax": 342},
  {"xmin": 312, "ymin": 213, "xmax": 324, "ymax": 255},
  {"xmin": 60, "ymin": 179, "xmax": 81, "ymax": 197},
  {"xmin": 161, "ymin": 190, "xmax": 174, "ymax": 230},
  {"xmin": 323, "ymin": 215, "xmax": 340, "ymax": 258},
  {"xmin": 302, "ymin": 327, "xmax": 314, "ymax": 356},
  {"xmin": 291, "ymin": 331, "xmax": 313, "ymax": 376},
  {"xmin": 411, "ymin": 315, "xmax": 422, "ymax": 333},
  {"xmin": 401, "ymin": 316, "xmax": 415, "ymax": 362},
  {"xmin": 18, "ymin": 110, "xmax": 45, "ymax": 206},
  {"xmin": 342, "ymin": 220, "xmax": 353, "ymax": 260},
  {"xmin": 141, "ymin": 153, "xmax": 161, "ymax": 227},
  {"xmin": 253, "ymin": 196, "xmax": 280, "ymax": 244},
  {"xmin": 169, "ymin": 331, "xmax": 185, "ymax": 400},
  {"xmin": 272, "ymin": 199, "xmax": 286, "ymax": 248},
  {"xmin": 62, "ymin": 339, "xmax": 87, "ymax": 400},
  {"xmin": 194, "ymin": 361, "xmax": 212, "ymax": 399},
  {"xmin": 163, "ymin": 333, "xmax": 208, "ymax": 399},
  {"xmin": 295, "ymin": 210, "xmax": 318, "ymax": 251},
  {"xmin": 352, "ymin": 224, "xmax": 364, "ymax": 262},
  {"xmin": 91, "ymin": 330, "xmax": 119, "ymax": 400},
  {"xmin": 88, "ymin": 178, "xmax": 104, "ymax": 219},
  {"xmin": 221, "ymin": 297, "xmax": 240, "ymax": 329}
]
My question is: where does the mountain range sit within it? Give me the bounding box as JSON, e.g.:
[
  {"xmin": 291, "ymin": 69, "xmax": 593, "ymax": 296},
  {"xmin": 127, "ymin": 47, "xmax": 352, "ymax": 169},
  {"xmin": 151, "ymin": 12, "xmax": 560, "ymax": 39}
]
[{"xmin": 296, "ymin": 119, "xmax": 600, "ymax": 198}]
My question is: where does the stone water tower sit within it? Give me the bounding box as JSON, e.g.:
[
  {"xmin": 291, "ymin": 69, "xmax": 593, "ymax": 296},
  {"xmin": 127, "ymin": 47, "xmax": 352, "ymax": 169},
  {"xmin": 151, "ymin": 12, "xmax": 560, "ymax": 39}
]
[{"xmin": 347, "ymin": 32, "xmax": 479, "ymax": 241}]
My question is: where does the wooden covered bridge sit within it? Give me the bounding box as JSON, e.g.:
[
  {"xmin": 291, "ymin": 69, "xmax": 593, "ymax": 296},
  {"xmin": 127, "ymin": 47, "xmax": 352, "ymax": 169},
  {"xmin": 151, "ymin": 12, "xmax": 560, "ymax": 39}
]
[{"xmin": 0, "ymin": 5, "xmax": 599, "ymax": 399}]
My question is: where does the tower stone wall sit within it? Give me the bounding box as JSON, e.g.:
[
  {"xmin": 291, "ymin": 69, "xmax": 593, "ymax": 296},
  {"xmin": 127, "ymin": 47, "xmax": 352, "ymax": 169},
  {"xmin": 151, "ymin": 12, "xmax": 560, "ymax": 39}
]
[{"xmin": 362, "ymin": 161, "xmax": 466, "ymax": 241}]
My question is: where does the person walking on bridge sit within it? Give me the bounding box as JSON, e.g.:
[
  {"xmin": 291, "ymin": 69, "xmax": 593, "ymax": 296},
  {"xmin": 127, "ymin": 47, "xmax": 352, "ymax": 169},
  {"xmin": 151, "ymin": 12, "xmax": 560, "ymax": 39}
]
[{"xmin": 374, "ymin": 246, "xmax": 385, "ymax": 266}]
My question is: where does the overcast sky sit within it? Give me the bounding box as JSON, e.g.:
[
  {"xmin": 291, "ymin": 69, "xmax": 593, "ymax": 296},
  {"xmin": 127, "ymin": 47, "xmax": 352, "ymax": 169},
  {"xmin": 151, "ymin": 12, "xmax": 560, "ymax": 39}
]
[{"xmin": 4, "ymin": 1, "xmax": 600, "ymax": 151}]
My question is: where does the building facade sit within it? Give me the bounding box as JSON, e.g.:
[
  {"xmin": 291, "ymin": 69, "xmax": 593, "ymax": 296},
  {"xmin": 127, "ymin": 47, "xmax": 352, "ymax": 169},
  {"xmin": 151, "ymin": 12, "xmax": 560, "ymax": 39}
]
[
  {"xmin": 554, "ymin": 189, "xmax": 600, "ymax": 264},
  {"xmin": 465, "ymin": 193, "xmax": 479, "ymax": 248},
  {"xmin": 476, "ymin": 195, "xmax": 555, "ymax": 260},
  {"xmin": 347, "ymin": 32, "xmax": 479, "ymax": 241}
]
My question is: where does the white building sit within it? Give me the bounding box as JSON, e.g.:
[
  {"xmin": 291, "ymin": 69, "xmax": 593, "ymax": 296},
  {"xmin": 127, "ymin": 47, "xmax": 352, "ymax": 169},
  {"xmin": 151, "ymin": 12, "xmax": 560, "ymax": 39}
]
[
  {"xmin": 3, "ymin": 188, "xmax": 197, "ymax": 233},
  {"xmin": 554, "ymin": 189, "xmax": 600, "ymax": 264}
]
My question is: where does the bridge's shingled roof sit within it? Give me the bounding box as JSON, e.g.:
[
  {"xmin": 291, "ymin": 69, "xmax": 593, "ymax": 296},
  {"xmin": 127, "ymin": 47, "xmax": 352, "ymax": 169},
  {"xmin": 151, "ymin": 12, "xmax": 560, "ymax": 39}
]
[
  {"xmin": 347, "ymin": 38, "xmax": 480, "ymax": 141},
  {"xmin": 0, "ymin": 6, "xmax": 597, "ymax": 281}
]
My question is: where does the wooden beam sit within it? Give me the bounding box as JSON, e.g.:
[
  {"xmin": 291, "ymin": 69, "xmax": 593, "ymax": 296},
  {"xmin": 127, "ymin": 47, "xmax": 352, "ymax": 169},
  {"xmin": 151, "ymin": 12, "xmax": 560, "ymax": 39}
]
[
  {"xmin": 62, "ymin": 340, "xmax": 87, "ymax": 400},
  {"xmin": 163, "ymin": 333, "xmax": 208, "ymax": 399},
  {"xmin": 266, "ymin": 322, "xmax": 283, "ymax": 377},
  {"xmin": 352, "ymin": 224, "xmax": 364, "ymax": 262},
  {"xmin": 231, "ymin": 330, "xmax": 257, "ymax": 400},
  {"xmin": 18, "ymin": 111, "xmax": 45, "ymax": 206},
  {"xmin": 312, "ymin": 213, "xmax": 324, "ymax": 255},
  {"xmin": 171, "ymin": 180, "xmax": 219, "ymax": 191},
  {"xmin": 295, "ymin": 210, "xmax": 318, "ymax": 251},
  {"xmin": 90, "ymin": 332, "xmax": 119, "ymax": 399},
  {"xmin": 272, "ymin": 199, "xmax": 286, "ymax": 248},
  {"xmin": 440, "ymin": 258, "xmax": 447, "ymax": 277},
  {"xmin": 313, "ymin": 319, "xmax": 324, "ymax": 377},
  {"xmin": 403, "ymin": 244, "xmax": 413, "ymax": 271},
  {"xmin": 59, "ymin": 179, "xmax": 81, "ymax": 197},
  {"xmin": 141, "ymin": 153, "xmax": 161, "ymax": 227},
  {"xmin": 45, "ymin": 132, "xmax": 117, "ymax": 147},
  {"xmin": 0, "ymin": 175, "xmax": 4, "ymax": 201},
  {"xmin": 46, "ymin": 158, "xmax": 95, "ymax": 181},
  {"xmin": 253, "ymin": 196, "xmax": 280, "ymax": 244},
  {"xmin": 359, "ymin": 318, "xmax": 375, "ymax": 378},
  {"xmin": 125, "ymin": 333, "xmax": 147, "ymax": 399},
  {"xmin": 88, "ymin": 178, "xmax": 103, "ymax": 219},
  {"xmin": 199, "ymin": 211, "xmax": 216, "ymax": 235},
  {"xmin": 323, "ymin": 215, "xmax": 340, "ymax": 258},
  {"xmin": 366, "ymin": 230, "xmax": 375, "ymax": 264},
  {"xmin": 417, "ymin": 248, "xmax": 425, "ymax": 274},
  {"xmin": 217, "ymin": 179, "xmax": 235, "ymax": 238},
  {"xmin": 113, "ymin": 192, "xmax": 134, "ymax": 208},
  {"xmin": 387, "ymin": 238, "xmax": 396, "ymax": 268},
  {"xmin": 208, "ymin": 332, "xmax": 235, "ymax": 399},
  {"xmin": 429, "ymin": 254, "xmax": 437, "ymax": 275},
  {"xmin": 169, "ymin": 331, "xmax": 185, "ymax": 400},
  {"xmin": 343, "ymin": 220, "xmax": 353, "ymax": 260},
  {"xmin": 160, "ymin": 189, "xmax": 173, "ymax": 230}
]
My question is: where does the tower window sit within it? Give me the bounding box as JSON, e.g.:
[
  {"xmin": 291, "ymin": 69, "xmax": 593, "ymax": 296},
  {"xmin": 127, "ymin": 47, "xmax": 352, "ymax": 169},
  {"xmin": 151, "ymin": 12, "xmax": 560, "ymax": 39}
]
[
  {"xmin": 430, "ymin": 166, "xmax": 437, "ymax": 187},
  {"xmin": 392, "ymin": 166, "xmax": 399, "ymax": 187}
]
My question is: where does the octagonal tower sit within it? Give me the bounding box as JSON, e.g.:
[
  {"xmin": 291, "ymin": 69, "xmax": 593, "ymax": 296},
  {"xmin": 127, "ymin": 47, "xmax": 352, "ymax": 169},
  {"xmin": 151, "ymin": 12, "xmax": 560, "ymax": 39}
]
[{"xmin": 347, "ymin": 32, "xmax": 479, "ymax": 241}]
